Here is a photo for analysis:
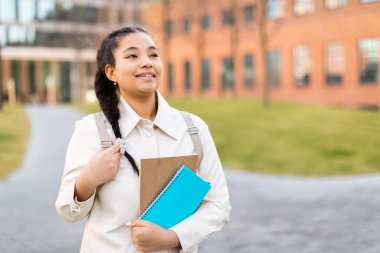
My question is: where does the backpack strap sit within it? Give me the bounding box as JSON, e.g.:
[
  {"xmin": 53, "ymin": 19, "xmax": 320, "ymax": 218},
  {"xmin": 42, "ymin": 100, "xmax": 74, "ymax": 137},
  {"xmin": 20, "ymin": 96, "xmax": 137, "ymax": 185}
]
[
  {"xmin": 95, "ymin": 111, "xmax": 204, "ymax": 165},
  {"xmin": 180, "ymin": 111, "xmax": 204, "ymax": 164},
  {"xmin": 94, "ymin": 112, "xmax": 113, "ymax": 149}
]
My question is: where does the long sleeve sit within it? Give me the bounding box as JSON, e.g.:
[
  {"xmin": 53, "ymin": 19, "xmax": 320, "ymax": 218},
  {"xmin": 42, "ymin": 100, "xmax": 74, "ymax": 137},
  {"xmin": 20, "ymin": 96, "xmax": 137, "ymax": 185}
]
[
  {"xmin": 55, "ymin": 118, "xmax": 97, "ymax": 223},
  {"xmin": 170, "ymin": 116, "xmax": 231, "ymax": 253}
]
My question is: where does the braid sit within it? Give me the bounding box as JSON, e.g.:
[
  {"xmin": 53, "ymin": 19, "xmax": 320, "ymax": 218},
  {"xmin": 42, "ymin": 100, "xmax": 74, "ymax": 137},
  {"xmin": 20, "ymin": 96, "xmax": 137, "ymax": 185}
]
[{"xmin": 94, "ymin": 26, "xmax": 150, "ymax": 175}]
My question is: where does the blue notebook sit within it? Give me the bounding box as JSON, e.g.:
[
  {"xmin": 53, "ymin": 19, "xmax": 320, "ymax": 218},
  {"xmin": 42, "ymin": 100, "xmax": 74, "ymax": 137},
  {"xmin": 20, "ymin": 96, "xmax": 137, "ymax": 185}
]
[{"xmin": 140, "ymin": 165, "xmax": 211, "ymax": 229}]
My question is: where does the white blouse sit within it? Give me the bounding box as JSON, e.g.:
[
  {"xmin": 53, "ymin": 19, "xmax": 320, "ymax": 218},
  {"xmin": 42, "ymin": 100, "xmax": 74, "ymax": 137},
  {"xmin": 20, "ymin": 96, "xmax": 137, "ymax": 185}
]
[{"xmin": 55, "ymin": 92, "xmax": 231, "ymax": 253}]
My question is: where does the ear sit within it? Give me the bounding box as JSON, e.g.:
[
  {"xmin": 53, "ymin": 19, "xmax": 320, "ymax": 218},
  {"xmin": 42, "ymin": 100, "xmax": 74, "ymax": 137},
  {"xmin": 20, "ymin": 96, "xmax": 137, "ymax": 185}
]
[{"xmin": 105, "ymin": 64, "xmax": 116, "ymax": 82}]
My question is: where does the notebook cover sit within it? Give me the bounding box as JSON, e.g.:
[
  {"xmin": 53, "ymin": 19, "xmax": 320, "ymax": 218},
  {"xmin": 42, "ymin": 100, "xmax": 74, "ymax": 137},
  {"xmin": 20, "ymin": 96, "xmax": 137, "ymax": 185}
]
[
  {"xmin": 139, "ymin": 154, "xmax": 199, "ymax": 215},
  {"xmin": 140, "ymin": 165, "xmax": 211, "ymax": 229}
]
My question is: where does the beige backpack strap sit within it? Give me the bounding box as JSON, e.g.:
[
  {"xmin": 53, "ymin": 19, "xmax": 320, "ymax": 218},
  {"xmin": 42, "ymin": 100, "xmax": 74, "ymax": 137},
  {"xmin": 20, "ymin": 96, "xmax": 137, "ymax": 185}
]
[
  {"xmin": 180, "ymin": 111, "xmax": 203, "ymax": 165},
  {"xmin": 94, "ymin": 112, "xmax": 113, "ymax": 149}
]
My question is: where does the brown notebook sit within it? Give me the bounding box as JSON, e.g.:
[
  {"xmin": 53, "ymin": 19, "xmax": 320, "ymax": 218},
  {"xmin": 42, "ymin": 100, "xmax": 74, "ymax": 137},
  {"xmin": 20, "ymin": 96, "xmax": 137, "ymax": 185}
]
[{"xmin": 139, "ymin": 154, "xmax": 199, "ymax": 215}]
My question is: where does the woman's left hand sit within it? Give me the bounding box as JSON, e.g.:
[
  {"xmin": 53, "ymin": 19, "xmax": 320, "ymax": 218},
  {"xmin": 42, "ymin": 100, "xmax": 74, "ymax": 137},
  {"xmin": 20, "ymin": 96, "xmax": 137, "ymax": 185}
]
[{"xmin": 127, "ymin": 219, "xmax": 180, "ymax": 252}]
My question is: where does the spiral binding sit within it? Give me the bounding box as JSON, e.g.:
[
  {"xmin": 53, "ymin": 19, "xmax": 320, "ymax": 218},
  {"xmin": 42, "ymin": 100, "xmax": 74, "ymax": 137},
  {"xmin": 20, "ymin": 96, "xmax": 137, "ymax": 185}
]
[{"xmin": 140, "ymin": 166, "xmax": 185, "ymax": 219}]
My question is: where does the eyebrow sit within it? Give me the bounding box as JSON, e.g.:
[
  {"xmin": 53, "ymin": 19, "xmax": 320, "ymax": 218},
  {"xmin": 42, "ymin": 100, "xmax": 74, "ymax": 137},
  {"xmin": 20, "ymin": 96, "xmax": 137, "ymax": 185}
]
[{"xmin": 123, "ymin": 46, "xmax": 158, "ymax": 53}]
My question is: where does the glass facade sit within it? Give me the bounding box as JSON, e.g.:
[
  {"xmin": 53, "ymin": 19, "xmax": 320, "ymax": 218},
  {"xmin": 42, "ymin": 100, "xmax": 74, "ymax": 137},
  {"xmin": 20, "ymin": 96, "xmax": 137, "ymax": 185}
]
[
  {"xmin": 0, "ymin": 0, "xmax": 136, "ymax": 102},
  {"xmin": 0, "ymin": 0, "xmax": 131, "ymax": 48},
  {"xmin": 0, "ymin": 0, "xmax": 17, "ymax": 22}
]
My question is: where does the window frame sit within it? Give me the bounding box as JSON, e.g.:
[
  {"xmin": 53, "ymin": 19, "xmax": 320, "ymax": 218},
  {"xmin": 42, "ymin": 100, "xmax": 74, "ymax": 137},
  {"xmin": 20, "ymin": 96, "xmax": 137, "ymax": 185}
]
[
  {"xmin": 358, "ymin": 37, "xmax": 379, "ymax": 85},
  {"xmin": 293, "ymin": 45, "xmax": 311, "ymax": 86},
  {"xmin": 324, "ymin": 42, "xmax": 345, "ymax": 85}
]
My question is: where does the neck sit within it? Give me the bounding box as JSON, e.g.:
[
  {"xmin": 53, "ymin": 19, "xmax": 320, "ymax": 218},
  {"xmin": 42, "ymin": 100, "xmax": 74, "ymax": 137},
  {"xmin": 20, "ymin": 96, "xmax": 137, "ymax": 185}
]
[{"xmin": 121, "ymin": 92, "xmax": 157, "ymax": 121}]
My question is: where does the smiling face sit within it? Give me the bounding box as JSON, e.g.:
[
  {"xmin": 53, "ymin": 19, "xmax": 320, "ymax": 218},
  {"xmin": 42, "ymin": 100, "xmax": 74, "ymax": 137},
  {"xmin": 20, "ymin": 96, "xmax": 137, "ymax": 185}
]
[{"xmin": 105, "ymin": 32, "xmax": 163, "ymax": 101}]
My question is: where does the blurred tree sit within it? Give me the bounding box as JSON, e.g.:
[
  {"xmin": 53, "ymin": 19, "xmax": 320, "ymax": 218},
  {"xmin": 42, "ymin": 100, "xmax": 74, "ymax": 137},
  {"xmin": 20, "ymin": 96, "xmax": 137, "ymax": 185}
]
[
  {"xmin": 161, "ymin": 0, "xmax": 171, "ymax": 80},
  {"xmin": 258, "ymin": 0, "xmax": 270, "ymax": 107},
  {"xmin": 0, "ymin": 44, "xmax": 3, "ymax": 110},
  {"xmin": 0, "ymin": 0, "xmax": 3, "ymax": 110}
]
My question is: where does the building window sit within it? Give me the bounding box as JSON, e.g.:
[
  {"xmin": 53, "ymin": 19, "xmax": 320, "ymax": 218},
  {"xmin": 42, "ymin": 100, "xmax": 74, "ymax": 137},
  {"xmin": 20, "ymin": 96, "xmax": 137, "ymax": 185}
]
[
  {"xmin": 168, "ymin": 63, "xmax": 174, "ymax": 93},
  {"xmin": 244, "ymin": 55, "xmax": 255, "ymax": 87},
  {"xmin": 0, "ymin": 0, "xmax": 17, "ymax": 22},
  {"xmin": 325, "ymin": 42, "xmax": 344, "ymax": 85},
  {"xmin": 294, "ymin": 0, "xmax": 315, "ymax": 15},
  {"xmin": 36, "ymin": 0, "xmax": 56, "ymax": 21},
  {"xmin": 0, "ymin": 27, "xmax": 7, "ymax": 46},
  {"xmin": 59, "ymin": 62, "xmax": 71, "ymax": 102},
  {"xmin": 184, "ymin": 61, "xmax": 191, "ymax": 91},
  {"xmin": 222, "ymin": 10, "xmax": 234, "ymax": 26},
  {"xmin": 360, "ymin": 0, "xmax": 380, "ymax": 3},
  {"xmin": 19, "ymin": 0, "xmax": 36, "ymax": 22},
  {"xmin": 243, "ymin": 5, "xmax": 256, "ymax": 23},
  {"xmin": 325, "ymin": 0, "xmax": 347, "ymax": 9},
  {"xmin": 7, "ymin": 25, "xmax": 36, "ymax": 46},
  {"xmin": 165, "ymin": 20, "xmax": 173, "ymax": 37},
  {"xmin": 55, "ymin": 2, "xmax": 74, "ymax": 21},
  {"xmin": 201, "ymin": 15, "xmax": 211, "ymax": 30},
  {"xmin": 266, "ymin": 51, "xmax": 281, "ymax": 86},
  {"xmin": 182, "ymin": 17, "xmax": 191, "ymax": 33},
  {"xmin": 28, "ymin": 61, "xmax": 36, "ymax": 94},
  {"xmin": 11, "ymin": 61, "xmax": 21, "ymax": 97},
  {"xmin": 83, "ymin": 7, "xmax": 97, "ymax": 23},
  {"xmin": 359, "ymin": 38, "xmax": 379, "ymax": 84},
  {"xmin": 266, "ymin": 0, "xmax": 284, "ymax": 19},
  {"xmin": 201, "ymin": 59, "xmax": 210, "ymax": 90},
  {"xmin": 293, "ymin": 46, "xmax": 311, "ymax": 86},
  {"xmin": 222, "ymin": 57, "xmax": 234, "ymax": 89}
]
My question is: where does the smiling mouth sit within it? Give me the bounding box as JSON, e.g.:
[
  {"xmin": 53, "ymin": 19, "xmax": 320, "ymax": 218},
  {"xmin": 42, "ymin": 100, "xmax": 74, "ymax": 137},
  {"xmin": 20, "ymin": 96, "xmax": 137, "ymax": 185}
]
[{"xmin": 136, "ymin": 74, "xmax": 156, "ymax": 78}]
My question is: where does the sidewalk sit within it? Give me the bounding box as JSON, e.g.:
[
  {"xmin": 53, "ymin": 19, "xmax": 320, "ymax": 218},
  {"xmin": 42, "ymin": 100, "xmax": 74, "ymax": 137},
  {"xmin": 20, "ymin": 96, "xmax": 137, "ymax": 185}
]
[{"xmin": 1, "ymin": 104, "xmax": 380, "ymax": 253}]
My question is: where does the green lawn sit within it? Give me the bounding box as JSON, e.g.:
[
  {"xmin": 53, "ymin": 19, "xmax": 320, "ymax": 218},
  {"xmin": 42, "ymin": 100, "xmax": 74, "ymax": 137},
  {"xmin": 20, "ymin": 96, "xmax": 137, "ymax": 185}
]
[
  {"xmin": 0, "ymin": 105, "xmax": 30, "ymax": 178},
  {"xmin": 74, "ymin": 98, "xmax": 380, "ymax": 176}
]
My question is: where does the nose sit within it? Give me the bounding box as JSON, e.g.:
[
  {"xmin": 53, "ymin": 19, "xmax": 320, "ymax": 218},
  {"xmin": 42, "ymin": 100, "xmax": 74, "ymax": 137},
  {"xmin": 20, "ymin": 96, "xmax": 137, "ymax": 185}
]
[{"xmin": 140, "ymin": 55, "xmax": 153, "ymax": 68}]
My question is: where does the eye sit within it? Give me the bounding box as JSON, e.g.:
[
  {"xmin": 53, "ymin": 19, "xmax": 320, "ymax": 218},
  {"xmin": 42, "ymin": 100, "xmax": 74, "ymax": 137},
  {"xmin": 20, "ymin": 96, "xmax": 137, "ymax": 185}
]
[
  {"xmin": 126, "ymin": 54, "xmax": 137, "ymax": 59},
  {"xmin": 150, "ymin": 53, "xmax": 159, "ymax": 58}
]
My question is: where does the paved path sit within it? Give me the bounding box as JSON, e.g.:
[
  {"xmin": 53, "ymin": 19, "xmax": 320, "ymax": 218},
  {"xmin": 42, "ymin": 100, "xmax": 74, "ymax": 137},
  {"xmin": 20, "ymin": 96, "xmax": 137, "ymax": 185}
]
[{"xmin": 1, "ymin": 105, "xmax": 380, "ymax": 253}]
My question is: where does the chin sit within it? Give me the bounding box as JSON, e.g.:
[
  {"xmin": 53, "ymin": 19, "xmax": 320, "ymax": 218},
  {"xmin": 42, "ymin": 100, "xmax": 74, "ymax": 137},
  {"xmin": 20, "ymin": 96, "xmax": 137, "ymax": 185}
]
[{"xmin": 139, "ymin": 83, "xmax": 159, "ymax": 93}]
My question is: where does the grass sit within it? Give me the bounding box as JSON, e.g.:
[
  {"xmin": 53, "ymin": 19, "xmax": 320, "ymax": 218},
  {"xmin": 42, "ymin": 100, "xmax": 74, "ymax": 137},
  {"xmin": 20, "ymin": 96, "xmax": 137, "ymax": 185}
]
[
  {"xmin": 0, "ymin": 104, "xmax": 30, "ymax": 179},
  {"xmin": 73, "ymin": 98, "xmax": 380, "ymax": 176}
]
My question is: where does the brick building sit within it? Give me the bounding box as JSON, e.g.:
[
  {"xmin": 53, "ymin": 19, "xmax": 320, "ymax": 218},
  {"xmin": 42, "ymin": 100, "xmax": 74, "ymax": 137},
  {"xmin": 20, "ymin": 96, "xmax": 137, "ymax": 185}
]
[
  {"xmin": 141, "ymin": 0, "xmax": 380, "ymax": 108},
  {"xmin": 0, "ymin": 0, "xmax": 379, "ymax": 108}
]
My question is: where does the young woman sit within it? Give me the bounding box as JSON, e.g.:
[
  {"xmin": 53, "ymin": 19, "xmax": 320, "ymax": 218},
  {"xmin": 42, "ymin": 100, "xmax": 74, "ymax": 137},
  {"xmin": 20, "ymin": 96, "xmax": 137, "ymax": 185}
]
[{"xmin": 55, "ymin": 26, "xmax": 231, "ymax": 253}]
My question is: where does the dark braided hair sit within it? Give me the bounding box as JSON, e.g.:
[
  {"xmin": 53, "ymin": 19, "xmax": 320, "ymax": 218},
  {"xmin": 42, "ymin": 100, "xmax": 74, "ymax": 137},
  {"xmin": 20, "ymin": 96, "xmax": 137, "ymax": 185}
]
[{"xmin": 94, "ymin": 26, "xmax": 150, "ymax": 175}]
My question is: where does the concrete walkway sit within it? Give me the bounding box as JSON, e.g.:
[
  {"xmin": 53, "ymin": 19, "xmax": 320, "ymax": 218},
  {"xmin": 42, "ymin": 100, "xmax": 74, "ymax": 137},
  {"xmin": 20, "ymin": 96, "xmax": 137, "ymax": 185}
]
[{"xmin": 1, "ymin": 104, "xmax": 380, "ymax": 253}]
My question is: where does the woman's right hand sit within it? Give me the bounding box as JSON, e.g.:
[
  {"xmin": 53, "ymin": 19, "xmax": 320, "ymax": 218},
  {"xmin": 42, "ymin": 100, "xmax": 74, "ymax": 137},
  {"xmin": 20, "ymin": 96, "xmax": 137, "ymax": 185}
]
[{"xmin": 75, "ymin": 144, "xmax": 121, "ymax": 201}]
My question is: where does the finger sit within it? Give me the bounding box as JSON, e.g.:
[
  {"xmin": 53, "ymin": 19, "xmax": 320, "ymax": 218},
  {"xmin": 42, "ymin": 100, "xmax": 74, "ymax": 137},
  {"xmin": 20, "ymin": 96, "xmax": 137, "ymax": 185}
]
[
  {"xmin": 126, "ymin": 219, "xmax": 150, "ymax": 228},
  {"xmin": 108, "ymin": 144, "xmax": 121, "ymax": 154}
]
